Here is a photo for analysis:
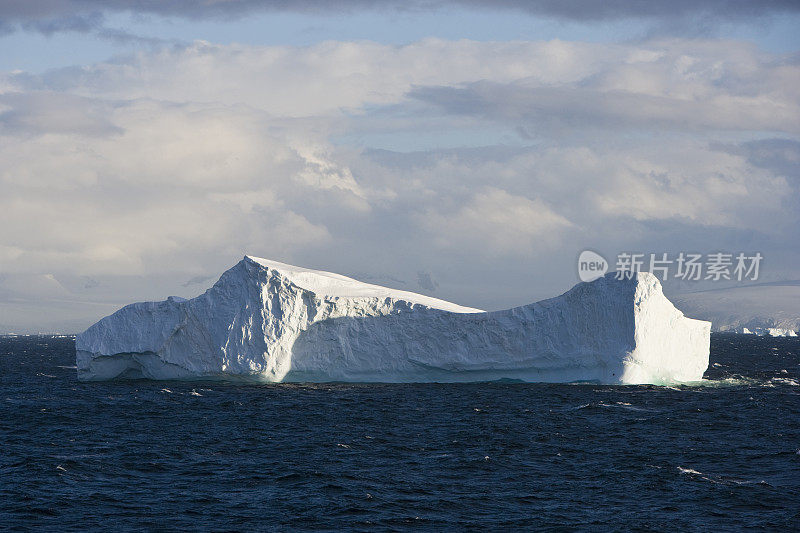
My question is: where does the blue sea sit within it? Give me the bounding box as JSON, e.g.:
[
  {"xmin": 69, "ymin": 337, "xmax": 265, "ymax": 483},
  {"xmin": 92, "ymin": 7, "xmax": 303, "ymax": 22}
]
[{"xmin": 1, "ymin": 334, "xmax": 799, "ymax": 531}]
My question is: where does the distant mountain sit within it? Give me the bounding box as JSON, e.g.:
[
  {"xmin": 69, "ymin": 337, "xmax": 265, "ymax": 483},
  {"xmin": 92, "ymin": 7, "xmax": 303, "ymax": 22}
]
[{"xmin": 670, "ymin": 282, "xmax": 800, "ymax": 333}]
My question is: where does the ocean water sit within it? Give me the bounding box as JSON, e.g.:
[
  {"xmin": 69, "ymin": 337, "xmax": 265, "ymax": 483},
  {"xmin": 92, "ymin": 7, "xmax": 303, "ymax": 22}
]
[{"xmin": 1, "ymin": 334, "xmax": 799, "ymax": 531}]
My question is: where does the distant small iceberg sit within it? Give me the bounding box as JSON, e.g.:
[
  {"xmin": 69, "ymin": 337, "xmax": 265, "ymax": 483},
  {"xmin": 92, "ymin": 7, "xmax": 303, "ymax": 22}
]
[{"xmin": 736, "ymin": 326, "xmax": 797, "ymax": 337}]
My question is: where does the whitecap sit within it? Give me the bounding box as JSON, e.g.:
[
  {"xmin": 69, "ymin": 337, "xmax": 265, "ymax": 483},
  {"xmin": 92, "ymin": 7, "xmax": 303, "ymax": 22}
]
[{"xmin": 771, "ymin": 377, "xmax": 799, "ymax": 386}]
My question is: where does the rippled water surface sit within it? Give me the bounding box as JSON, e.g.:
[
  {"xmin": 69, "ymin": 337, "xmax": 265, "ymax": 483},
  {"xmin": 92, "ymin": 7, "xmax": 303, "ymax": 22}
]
[{"xmin": 2, "ymin": 334, "xmax": 799, "ymax": 530}]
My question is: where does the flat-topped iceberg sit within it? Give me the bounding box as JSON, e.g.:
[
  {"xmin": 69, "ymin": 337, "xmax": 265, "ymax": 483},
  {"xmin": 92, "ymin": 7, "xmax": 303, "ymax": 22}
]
[{"xmin": 76, "ymin": 256, "xmax": 710, "ymax": 384}]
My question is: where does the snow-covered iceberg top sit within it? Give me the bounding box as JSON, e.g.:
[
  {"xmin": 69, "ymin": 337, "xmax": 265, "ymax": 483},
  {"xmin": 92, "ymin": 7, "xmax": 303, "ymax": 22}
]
[{"xmin": 76, "ymin": 256, "xmax": 711, "ymax": 384}]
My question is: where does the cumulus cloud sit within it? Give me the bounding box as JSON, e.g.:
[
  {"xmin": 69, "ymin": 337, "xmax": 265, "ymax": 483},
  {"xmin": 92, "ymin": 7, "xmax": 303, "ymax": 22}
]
[
  {"xmin": 0, "ymin": 91, "xmax": 123, "ymax": 136},
  {"xmin": 1, "ymin": 37, "xmax": 798, "ymax": 330},
  {"xmin": 421, "ymin": 187, "xmax": 574, "ymax": 256},
  {"xmin": 0, "ymin": 99, "xmax": 335, "ymax": 277}
]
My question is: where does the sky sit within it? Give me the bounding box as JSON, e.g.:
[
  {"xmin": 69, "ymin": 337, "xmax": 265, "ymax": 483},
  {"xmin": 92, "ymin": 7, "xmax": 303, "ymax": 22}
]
[{"xmin": 1, "ymin": 1, "xmax": 799, "ymax": 332}]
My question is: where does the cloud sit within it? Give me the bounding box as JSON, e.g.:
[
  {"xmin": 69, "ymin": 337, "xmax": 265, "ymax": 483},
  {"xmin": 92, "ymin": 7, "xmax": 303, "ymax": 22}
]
[
  {"xmin": 709, "ymin": 137, "xmax": 800, "ymax": 226},
  {"xmin": 411, "ymin": 81, "xmax": 800, "ymax": 134},
  {"xmin": 421, "ymin": 187, "xmax": 574, "ymax": 256},
  {"xmin": 712, "ymin": 138, "xmax": 800, "ymax": 183},
  {"xmin": 13, "ymin": 37, "xmax": 795, "ymax": 135},
  {"xmin": 1, "ymin": 37, "xmax": 798, "ymax": 330},
  {"xmin": 1, "ymin": 1, "xmax": 798, "ymax": 37},
  {"xmin": 0, "ymin": 91, "xmax": 124, "ymax": 136},
  {"xmin": 408, "ymin": 40, "xmax": 800, "ymax": 135},
  {"xmin": 0, "ymin": 98, "xmax": 334, "ymax": 277},
  {"xmin": 20, "ymin": 11, "xmax": 103, "ymax": 35},
  {"xmin": 483, "ymin": 0, "xmax": 800, "ymax": 20},
  {"xmin": 15, "ymin": 39, "xmax": 596, "ymax": 115}
]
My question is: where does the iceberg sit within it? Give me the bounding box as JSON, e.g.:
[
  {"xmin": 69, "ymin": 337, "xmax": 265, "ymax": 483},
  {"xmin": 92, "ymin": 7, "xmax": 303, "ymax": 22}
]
[
  {"xmin": 729, "ymin": 326, "xmax": 796, "ymax": 336},
  {"xmin": 766, "ymin": 328, "xmax": 797, "ymax": 337},
  {"xmin": 76, "ymin": 256, "xmax": 710, "ymax": 384}
]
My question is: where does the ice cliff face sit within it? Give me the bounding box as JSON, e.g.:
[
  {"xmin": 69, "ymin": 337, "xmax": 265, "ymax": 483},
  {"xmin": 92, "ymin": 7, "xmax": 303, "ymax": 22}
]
[{"xmin": 76, "ymin": 256, "xmax": 710, "ymax": 384}]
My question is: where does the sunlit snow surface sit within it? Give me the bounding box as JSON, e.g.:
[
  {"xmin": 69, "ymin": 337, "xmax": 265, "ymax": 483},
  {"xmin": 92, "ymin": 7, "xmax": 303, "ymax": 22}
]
[
  {"xmin": 76, "ymin": 257, "xmax": 710, "ymax": 384},
  {"xmin": 2, "ymin": 334, "xmax": 799, "ymax": 529}
]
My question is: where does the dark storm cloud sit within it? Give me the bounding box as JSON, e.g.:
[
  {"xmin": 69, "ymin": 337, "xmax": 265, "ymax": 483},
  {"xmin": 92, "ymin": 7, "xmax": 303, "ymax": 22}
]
[{"xmin": 0, "ymin": 0, "xmax": 798, "ymax": 35}]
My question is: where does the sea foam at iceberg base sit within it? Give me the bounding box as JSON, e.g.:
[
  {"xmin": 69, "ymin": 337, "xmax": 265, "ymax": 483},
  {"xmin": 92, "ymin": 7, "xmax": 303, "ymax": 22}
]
[{"xmin": 76, "ymin": 256, "xmax": 711, "ymax": 384}]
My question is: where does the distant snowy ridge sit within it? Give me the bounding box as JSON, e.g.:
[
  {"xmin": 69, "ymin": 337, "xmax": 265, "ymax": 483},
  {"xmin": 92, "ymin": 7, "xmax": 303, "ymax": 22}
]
[
  {"xmin": 671, "ymin": 283, "xmax": 800, "ymax": 336},
  {"xmin": 76, "ymin": 256, "xmax": 710, "ymax": 384}
]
